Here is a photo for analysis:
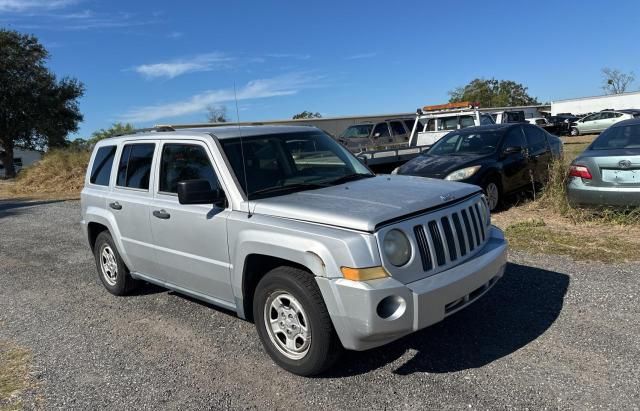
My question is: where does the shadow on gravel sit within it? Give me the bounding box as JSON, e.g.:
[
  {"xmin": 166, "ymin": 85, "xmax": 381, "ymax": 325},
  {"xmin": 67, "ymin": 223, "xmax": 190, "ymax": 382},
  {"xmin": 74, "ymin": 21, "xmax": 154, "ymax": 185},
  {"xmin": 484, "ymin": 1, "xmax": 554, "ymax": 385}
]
[
  {"xmin": 0, "ymin": 198, "xmax": 66, "ymax": 218},
  {"xmin": 323, "ymin": 262, "xmax": 569, "ymax": 377}
]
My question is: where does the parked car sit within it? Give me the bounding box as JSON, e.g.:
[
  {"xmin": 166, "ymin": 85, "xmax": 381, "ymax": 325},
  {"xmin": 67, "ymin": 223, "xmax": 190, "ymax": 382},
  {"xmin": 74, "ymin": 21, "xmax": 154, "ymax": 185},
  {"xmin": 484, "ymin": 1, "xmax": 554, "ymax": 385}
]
[
  {"xmin": 567, "ymin": 118, "xmax": 640, "ymax": 207},
  {"xmin": 569, "ymin": 110, "xmax": 635, "ymax": 136},
  {"xmin": 393, "ymin": 123, "xmax": 563, "ymax": 211},
  {"xmin": 81, "ymin": 125, "xmax": 507, "ymax": 376},
  {"xmin": 338, "ymin": 119, "xmax": 413, "ymax": 151},
  {"xmin": 548, "ymin": 115, "xmax": 579, "ymax": 135}
]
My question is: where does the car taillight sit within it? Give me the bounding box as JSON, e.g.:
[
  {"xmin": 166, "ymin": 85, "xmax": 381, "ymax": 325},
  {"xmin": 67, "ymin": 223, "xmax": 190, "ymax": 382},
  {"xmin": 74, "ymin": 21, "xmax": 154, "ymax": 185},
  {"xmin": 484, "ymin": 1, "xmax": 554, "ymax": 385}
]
[{"xmin": 569, "ymin": 165, "xmax": 592, "ymax": 179}]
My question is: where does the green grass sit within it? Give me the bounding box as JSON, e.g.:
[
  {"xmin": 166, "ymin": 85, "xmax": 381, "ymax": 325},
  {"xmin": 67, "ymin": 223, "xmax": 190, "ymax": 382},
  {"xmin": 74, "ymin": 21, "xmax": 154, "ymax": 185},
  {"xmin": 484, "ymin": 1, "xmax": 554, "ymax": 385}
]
[
  {"xmin": 505, "ymin": 218, "xmax": 640, "ymax": 263},
  {"xmin": 0, "ymin": 342, "xmax": 31, "ymax": 411}
]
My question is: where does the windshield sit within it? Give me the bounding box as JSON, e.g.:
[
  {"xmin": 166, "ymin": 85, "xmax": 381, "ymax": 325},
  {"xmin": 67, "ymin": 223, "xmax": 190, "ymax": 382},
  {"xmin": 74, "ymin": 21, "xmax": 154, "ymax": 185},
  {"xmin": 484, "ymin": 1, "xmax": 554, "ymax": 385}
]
[
  {"xmin": 341, "ymin": 125, "xmax": 373, "ymax": 139},
  {"xmin": 220, "ymin": 131, "xmax": 373, "ymax": 199},
  {"xmin": 429, "ymin": 130, "xmax": 502, "ymax": 155},
  {"xmin": 590, "ymin": 124, "xmax": 640, "ymax": 150}
]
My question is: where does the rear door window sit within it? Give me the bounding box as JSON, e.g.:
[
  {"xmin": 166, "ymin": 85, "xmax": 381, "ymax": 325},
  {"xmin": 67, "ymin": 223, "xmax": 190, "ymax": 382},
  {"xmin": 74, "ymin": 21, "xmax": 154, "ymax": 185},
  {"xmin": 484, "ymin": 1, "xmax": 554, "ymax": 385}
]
[
  {"xmin": 372, "ymin": 123, "xmax": 390, "ymax": 138},
  {"xmin": 90, "ymin": 145, "xmax": 117, "ymax": 186},
  {"xmin": 390, "ymin": 121, "xmax": 407, "ymax": 136},
  {"xmin": 524, "ymin": 126, "xmax": 548, "ymax": 153},
  {"xmin": 116, "ymin": 143, "xmax": 155, "ymax": 190},
  {"xmin": 502, "ymin": 127, "xmax": 527, "ymax": 149}
]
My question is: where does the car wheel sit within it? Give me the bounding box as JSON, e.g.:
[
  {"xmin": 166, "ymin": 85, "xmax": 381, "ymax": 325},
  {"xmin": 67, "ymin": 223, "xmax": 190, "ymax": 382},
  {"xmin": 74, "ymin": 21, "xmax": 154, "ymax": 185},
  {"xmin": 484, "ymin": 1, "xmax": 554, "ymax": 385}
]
[
  {"xmin": 253, "ymin": 266, "xmax": 342, "ymax": 376},
  {"xmin": 483, "ymin": 179, "xmax": 501, "ymax": 212},
  {"xmin": 93, "ymin": 231, "xmax": 138, "ymax": 296},
  {"xmin": 570, "ymin": 127, "xmax": 579, "ymax": 136}
]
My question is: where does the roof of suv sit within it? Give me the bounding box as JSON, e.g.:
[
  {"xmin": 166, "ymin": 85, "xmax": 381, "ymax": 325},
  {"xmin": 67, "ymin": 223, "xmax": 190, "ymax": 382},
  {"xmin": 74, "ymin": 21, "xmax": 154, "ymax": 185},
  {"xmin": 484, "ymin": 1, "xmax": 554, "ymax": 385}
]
[{"xmin": 109, "ymin": 125, "xmax": 318, "ymax": 143}]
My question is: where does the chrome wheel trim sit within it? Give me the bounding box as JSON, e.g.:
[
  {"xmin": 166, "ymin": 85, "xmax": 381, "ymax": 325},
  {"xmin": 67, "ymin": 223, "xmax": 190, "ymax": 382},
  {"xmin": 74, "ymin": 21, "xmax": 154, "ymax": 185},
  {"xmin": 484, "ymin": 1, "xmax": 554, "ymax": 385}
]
[
  {"xmin": 264, "ymin": 291, "xmax": 311, "ymax": 360},
  {"xmin": 100, "ymin": 245, "xmax": 118, "ymax": 286},
  {"xmin": 485, "ymin": 182, "xmax": 499, "ymax": 211},
  {"xmin": 570, "ymin": 128, "xmax": 578, "ymax": 136}
]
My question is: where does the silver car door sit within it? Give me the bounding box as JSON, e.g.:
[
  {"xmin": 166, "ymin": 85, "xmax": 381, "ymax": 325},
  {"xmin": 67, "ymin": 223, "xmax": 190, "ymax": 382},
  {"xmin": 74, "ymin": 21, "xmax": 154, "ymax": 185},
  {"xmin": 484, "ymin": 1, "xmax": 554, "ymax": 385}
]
[
  {"xmin": 148, "ymin": 140, "xmax": 234, "ymax": 304},
  {"xmin": 107, "ymin": 142, "xmax": 158, "ymax": 276}
]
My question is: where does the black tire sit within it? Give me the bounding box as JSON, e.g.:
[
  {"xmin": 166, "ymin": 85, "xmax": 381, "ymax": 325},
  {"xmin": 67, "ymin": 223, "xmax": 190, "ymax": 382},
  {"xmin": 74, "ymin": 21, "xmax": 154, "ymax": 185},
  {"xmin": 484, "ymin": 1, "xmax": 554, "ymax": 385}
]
[
  {"xmin": 253, "ymin": 266, "xmax": 343, "ymax": 376},
  {"xmin": 570, "ymin": 127, "xmax": 579, "ymax": 137},
  {"xmin": 93, "ymin": 231, "xmax": 138, "ymax": 296},
  {"xmin": 483, "ymin": 177, "xmax": 502, "ymax": 212}
]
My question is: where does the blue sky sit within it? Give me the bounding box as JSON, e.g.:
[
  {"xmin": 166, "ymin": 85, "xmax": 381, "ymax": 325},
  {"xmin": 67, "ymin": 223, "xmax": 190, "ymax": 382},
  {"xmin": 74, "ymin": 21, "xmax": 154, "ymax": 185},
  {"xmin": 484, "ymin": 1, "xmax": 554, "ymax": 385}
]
[{"xmin": 2, "ymin": 0, "xmax": 640, "ymax": 138}]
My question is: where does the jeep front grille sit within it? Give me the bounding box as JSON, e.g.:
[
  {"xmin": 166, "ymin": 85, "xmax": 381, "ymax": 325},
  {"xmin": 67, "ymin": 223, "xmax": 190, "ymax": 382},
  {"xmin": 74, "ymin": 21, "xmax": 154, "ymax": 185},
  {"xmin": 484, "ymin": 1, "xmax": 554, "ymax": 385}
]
[{"xmin": 413, "ymin": 197, "xmax": 489, "ymax": 273}]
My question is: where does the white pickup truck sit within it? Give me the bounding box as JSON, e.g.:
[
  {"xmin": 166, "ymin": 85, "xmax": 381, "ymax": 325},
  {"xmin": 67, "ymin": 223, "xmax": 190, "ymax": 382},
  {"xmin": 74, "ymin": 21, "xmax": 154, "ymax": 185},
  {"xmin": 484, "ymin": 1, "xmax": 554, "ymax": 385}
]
[{"xmin": 353, "ymin": 102, "xmax": 494, "ymax": 172}]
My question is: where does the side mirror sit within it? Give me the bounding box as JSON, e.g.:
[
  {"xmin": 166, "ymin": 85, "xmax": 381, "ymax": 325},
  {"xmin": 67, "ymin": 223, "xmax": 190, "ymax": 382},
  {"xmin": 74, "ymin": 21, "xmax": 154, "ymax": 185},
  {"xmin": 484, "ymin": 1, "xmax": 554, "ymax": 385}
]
[
  {"xmin": 177, "ymin": 179, "xmax": 224, "ymax": 205},
  {"xmin": 503, "ymin": 146, "xmax": 523, "ymax": 155},
  {"xmin": 373, "ymin": 132, "xmax": 381, "ymax": 138}
]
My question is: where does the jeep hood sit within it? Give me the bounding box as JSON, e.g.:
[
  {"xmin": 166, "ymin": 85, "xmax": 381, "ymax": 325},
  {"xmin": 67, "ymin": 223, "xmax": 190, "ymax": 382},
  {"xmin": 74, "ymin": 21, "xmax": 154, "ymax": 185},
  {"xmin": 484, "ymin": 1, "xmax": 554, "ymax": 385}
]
[{"xmin": 250, "ymin": 175, "xmax": 481, "ymax": 232}]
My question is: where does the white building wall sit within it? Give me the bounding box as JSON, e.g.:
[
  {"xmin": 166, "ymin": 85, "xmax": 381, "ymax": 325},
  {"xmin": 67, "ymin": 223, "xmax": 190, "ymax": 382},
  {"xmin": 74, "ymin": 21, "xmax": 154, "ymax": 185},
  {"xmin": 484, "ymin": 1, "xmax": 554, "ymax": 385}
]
[{"xmin": 551, "ymin": 91, "xmax": 640, "ymax": 116}]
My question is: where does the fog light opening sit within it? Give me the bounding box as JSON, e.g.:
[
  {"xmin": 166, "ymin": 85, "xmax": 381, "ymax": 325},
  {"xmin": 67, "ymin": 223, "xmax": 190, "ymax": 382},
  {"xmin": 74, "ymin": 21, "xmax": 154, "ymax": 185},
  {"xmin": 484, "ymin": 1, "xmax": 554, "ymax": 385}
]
[{"xmin": 376, "ymin": 295, "xmax": 406, "ymax": 321}]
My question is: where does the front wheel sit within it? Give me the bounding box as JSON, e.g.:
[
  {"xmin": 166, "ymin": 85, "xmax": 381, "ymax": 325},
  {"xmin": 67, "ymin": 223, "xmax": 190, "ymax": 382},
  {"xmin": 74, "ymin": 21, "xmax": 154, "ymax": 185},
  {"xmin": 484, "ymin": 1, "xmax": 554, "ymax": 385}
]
[
  {"xmin": 253, "ymin": 266, "xmax": 342, "ymax": 376},
  {"xmin": 570, "ymin": 127, "xmax": 580, "ymax": 136},
  {"xmin": 483, "ymin": 179, "xmax": 501, "ymax": 212}
]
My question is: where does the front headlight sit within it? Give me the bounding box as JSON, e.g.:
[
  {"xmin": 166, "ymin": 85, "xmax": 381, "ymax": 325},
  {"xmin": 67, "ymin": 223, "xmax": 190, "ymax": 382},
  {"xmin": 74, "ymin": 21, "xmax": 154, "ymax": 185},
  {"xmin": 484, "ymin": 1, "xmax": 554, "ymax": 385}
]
[
  {"xmin": 445, "ymin": 165, "xmax": 481, "ymax": 181},
  {"xmin": 390, "ymin": 167, "xmax": 400, "ymax": 175},
  {"xmin": 383, "ymin": 229, "xmax": 411, "ymax": 267}
]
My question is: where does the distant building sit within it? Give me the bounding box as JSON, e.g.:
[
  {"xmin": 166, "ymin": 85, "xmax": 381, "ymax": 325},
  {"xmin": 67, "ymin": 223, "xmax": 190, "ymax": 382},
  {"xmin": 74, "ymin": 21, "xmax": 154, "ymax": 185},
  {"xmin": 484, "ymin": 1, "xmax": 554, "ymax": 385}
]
[
  {"xmin": 0, "ymin": 148, "xmax": 42, "ymax": 178},
  {"xmin": 551, "ymin": 91, "xmax": 640, "ymax": 116}
]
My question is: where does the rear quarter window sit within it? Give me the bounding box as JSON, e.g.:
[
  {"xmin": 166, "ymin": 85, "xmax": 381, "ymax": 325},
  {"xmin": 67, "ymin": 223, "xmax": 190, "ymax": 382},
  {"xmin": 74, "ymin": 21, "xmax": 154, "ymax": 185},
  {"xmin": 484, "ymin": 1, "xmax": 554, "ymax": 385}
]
[{"xmin": 90, "ymin": 146, "xmax": 117, "ymax": 186}]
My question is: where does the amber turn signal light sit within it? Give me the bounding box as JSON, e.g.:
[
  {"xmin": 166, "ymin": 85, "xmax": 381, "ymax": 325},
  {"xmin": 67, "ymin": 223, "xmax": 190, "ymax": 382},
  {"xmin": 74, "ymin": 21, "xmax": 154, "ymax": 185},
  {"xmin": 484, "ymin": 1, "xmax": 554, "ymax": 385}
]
[{"xmin": 340, "ymin": 266, "xmax": 389, "ymax": 281}]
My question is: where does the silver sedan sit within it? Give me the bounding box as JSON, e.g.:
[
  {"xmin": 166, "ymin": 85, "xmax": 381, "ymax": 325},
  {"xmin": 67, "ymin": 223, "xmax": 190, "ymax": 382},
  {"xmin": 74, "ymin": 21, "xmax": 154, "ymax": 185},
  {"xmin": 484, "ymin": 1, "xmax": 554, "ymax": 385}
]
[{"xmin": 567, "ymin": 118, "xmax": 640, "ymax": 207}]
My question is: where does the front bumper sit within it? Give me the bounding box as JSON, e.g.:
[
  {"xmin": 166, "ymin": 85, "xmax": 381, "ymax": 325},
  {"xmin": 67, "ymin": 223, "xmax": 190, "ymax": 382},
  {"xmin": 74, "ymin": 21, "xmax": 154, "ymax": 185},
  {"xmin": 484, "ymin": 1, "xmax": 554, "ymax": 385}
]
[
  {"xmin": 316, "ymin": 226, "xmax": 508, "ymax": 351},
  {"xmin": 567, "ymin": 177, "xmax": 640, "ymax": 207}
]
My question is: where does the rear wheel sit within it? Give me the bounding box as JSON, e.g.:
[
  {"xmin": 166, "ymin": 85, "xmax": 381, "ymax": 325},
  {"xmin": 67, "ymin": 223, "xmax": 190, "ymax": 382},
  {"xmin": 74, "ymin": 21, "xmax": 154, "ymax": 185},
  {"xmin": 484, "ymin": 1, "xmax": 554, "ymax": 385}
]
[
  {"xmin": 253, "ymin": 266, "xmax": 342, "ymax": 376},
  {"xmin": 93, "ymin": 231, "xmax": 138, "ymax": 296},
  {"xmin": 570, "ymin": 127, "xmax": 580, "ymax": 136}
]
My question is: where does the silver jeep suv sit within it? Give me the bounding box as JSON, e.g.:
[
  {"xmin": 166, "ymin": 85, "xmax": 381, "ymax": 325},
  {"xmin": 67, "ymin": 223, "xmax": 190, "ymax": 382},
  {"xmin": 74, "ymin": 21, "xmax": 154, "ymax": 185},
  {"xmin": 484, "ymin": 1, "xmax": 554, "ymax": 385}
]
[{"xmin": 80, "ymin": 125, "xmax": 508, "ymax": 375}]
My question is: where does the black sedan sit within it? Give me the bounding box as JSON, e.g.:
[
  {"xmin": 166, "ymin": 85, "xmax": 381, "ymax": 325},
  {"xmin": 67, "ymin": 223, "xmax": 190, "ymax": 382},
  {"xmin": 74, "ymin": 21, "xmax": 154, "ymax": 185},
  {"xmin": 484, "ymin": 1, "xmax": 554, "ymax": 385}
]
[{"xmin": 393, "ymin": 124, "xmax": 563, "ymax": 211}]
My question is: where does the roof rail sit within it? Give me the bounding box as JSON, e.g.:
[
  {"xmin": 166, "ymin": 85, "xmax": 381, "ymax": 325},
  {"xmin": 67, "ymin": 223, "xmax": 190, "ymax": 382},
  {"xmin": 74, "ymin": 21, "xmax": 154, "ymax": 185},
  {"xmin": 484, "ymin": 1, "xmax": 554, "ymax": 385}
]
[{"xmin": 113, "ymin": 125, "xmax": 176, "ymax": 137}]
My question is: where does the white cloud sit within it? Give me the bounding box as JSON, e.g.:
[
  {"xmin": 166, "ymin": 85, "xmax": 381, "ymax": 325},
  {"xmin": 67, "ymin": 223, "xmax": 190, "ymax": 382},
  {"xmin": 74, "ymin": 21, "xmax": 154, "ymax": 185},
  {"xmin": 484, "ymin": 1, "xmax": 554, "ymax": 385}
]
[
  {"xmin": 0, "ymin": 0, "xmax": 78, "ymax": 12},
  {"xmin": 119, "ymin": 73, "xmax": 322, "ymax": 123},
  {"xmin": 265, "ymin": 53, "xmax": 311, "ymax": 60},
  {"xmin": 345, "ymin": 52, "xmax": 377, "ymax": 60},
  {"xmin": 167, "ymin": 31, "xmax": 183, "ymax": 39},
  {"xmin": 132, "ymin": 53, "xmax": 233, "ymax": 79}
]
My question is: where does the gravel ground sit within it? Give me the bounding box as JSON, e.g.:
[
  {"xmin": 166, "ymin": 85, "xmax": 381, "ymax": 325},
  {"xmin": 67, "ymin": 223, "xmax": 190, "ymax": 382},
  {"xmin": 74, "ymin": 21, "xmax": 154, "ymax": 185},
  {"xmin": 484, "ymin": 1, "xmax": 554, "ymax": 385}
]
[{"xmin": 0, "ymin": 199, "xmax": 639, "ymax": 410}]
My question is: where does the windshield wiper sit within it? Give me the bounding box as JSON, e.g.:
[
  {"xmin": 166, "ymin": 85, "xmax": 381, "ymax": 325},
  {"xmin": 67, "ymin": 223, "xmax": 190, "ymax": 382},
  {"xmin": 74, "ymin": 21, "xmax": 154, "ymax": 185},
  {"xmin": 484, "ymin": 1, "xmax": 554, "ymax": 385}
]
[
  {"xmin": 250, "ymin": 183, "xmax": 327, "ymax": 198},
  {"xmin": 326, "ymin": 173, "xmax": 374, "ymax": 185}
]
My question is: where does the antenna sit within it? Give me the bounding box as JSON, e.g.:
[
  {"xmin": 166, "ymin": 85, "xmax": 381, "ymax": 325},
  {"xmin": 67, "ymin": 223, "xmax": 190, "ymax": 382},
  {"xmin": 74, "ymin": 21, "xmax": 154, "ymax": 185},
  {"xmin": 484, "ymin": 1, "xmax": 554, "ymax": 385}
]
[{"xmin": 233, "ymin": 82, "xmax": 252, "ymax": 218}]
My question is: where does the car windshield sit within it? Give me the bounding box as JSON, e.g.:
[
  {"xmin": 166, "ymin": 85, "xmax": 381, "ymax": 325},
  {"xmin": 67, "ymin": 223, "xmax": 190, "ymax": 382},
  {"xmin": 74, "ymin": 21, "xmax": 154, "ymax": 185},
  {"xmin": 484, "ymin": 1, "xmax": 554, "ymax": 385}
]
[
  {"xmin": 220, "ymin": 131, "xmax": 373, "ymax": 200},
  {"xmin": 341, "ymin": 125, "xmax": 373, "ymax": 139},
  {"xmin": 590, "ymin": 124, "xmax": 640, "ymax": 150},
  {"xmin": 428, "ymin": 130, "xmax": 502, "ymax": 155}
]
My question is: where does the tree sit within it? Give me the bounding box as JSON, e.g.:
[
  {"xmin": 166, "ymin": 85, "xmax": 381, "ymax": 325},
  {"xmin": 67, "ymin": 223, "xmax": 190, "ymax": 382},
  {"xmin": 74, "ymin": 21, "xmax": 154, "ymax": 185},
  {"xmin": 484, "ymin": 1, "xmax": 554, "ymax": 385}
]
[
  {"xmin": 448, "ymin": 78, "xmax": 540, "ymax": 108},
  {"xmin": 0, "ymin": 29, "xmax": 84, "ymax": 177},
  {"xmin": 601, "ymin": 67, "xmax": 635, "ymax": 95},
  {"xmin": 292, "ymin": 111, "xmax": 322, "ymax": 119},
  {"xmin": 206, "ymin": 105, "xmax": 228, "ymax": 123},
  {"xmin": 89, "ymin": 123, "xmax": 135, "ymax": 144}
]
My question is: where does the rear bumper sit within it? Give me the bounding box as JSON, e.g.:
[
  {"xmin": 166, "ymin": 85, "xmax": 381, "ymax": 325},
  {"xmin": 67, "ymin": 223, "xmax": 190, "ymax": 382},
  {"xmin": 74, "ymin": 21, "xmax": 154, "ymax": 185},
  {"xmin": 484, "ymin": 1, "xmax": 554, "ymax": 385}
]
[
  {"xmin": 317, "ymin": 226, "xmax": 507, "ymax": 351},
  {"xmin": 567, "ymin": 177, "xmax": 640, "ymax": 207}
]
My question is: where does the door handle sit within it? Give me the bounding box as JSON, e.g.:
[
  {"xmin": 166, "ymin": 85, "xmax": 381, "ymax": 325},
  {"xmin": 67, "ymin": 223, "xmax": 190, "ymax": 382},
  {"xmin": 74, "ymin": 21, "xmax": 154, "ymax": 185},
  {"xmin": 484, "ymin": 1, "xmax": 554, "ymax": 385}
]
[
  {"xmin": 153, "ymin": 209, "xmax": 171, "ymax": 219},
  {"xmin": 109, "ymin": 202, "xmax": 122, "ymax": 210}
]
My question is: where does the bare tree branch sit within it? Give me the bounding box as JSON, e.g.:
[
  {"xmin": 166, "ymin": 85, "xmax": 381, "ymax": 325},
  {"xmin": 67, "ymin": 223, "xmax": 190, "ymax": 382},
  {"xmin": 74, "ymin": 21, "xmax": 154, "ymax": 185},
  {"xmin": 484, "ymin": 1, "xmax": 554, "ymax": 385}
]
[{"xmin": 601, "ymin": 68, "xmax": 635, "ymax": 94}]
